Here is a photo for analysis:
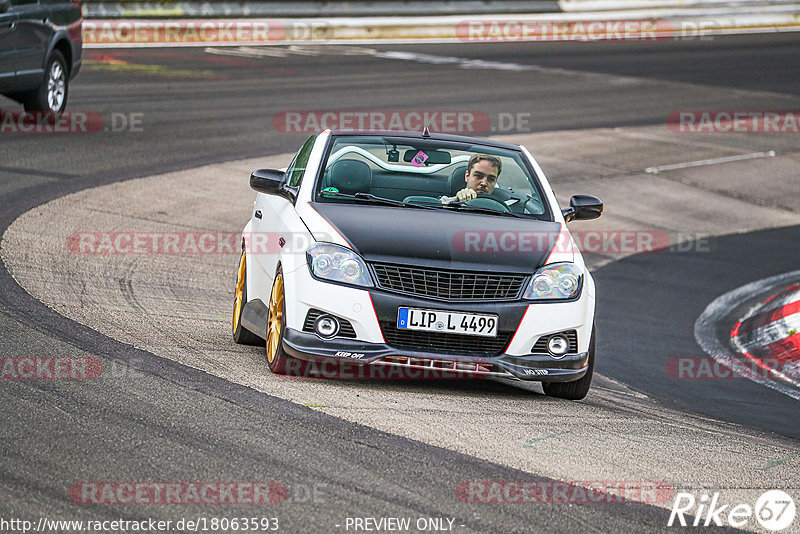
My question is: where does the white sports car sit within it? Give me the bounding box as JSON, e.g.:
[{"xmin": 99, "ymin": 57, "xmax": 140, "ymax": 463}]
[{"xmin": 232, "ymin": 129, "xmax": 603, "ymax": 399}]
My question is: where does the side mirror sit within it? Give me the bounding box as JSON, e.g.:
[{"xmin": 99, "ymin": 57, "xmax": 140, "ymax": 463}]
[
  {"xmin": 0, "ymin": 0, "xmax": 10, "ymax": 14},
  {"xmin": 249, "ymin": 169, "xmax": 297, "ymax": 204},
  {"xmin": 562, "ymin": 194, "xmax": 603, "ymax": 222}
]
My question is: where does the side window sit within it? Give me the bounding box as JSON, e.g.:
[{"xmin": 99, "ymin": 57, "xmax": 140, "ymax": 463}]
[{"xmin": 287, "ymin": 135, "xmax": 317, "ymax": 187}]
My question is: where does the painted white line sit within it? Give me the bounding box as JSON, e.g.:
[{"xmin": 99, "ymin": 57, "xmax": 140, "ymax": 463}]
[
  {"xmin": 694, "ymin": 270, "xmax": 800, "ymax": 402},
  {"xmin": 645, "ymin": 150, "xmax": 776, "ymax": 174},
  {"xmin": 204, "ymin": 44, "xmax": 380, "ymax": 59},
  {"xmin": 372, "ymin": 50, "xmax": 542, "ymax": 72},
  {"xmin": 200, "ymin": 45, "xmax": 594, "ymax": 75},
  {"xmin": 204, "ymin": 46, "xmax": 291, "ymax": 57},
  {"xmin": 369, "ymin": 49, "xmax": 611, "ymax": 77}
]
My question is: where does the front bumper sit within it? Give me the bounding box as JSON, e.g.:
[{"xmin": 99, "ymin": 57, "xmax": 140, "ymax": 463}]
[
  {"xmin": 282, "ymin": 328, "xmax": 589, "ymax": 382},
  {"xmin": 281, "ymin": 260, "xmax": 595, "ymax": 382}
]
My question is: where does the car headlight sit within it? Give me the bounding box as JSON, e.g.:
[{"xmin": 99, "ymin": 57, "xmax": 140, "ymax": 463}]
[
  {"xmin": 307, "ymin": 244, "xmax": 373, "ymax": 288},
  {"xmin": 523, "ymin": 263, "xmax": 582, "ymax": 300}
]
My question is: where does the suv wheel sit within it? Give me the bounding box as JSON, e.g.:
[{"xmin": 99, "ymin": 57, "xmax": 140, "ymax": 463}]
[{"xmin": 23, "ymin": 50, "xmax": 68, "ymax": 113}]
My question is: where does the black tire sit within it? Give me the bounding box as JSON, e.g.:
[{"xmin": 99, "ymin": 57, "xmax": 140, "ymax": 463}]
[
  {"xmin": 233, "ymin": 252, "xmax": 264, "ymax": 346},
  {"xmin": 22, "ymin": 50, "xmax": 68, "ymax": 113},
  {"xmin": 542, "ymin": 326, "xmax": 595, "ymax": 400}
]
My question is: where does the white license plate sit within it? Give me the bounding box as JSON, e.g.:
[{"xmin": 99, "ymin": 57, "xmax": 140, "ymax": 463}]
[{"xmin": 397, "ymin": 307, "xmax": 498, "ymax": 337}]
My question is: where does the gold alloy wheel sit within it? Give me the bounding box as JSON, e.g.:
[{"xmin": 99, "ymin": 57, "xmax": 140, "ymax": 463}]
[
  {"xmin": 266, "ymin": 272, "xmax": 284, "ymax": 363},
  {"xmin": 233, "ymin": 252, "xmax": 246, "ymax": 334}
]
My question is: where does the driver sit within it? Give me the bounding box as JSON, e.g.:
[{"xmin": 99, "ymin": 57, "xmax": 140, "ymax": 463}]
[{"xmin": 441, "ymin": 154, "xmax": 502, "ymax": 204}]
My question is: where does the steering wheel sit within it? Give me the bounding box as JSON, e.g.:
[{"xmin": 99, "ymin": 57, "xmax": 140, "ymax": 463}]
[{"xmin": 465, "ymin": 194, "xmax": 511, "ymax": 213}]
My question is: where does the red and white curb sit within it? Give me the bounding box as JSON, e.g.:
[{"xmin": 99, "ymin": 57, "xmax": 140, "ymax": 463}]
[
  {"xmin": 695, "ymin": 270, "xmax": 800, "ymax": 401},
  {"xmin": 731, "ymin": 283, "xmax": 800, "ymax": 382}
]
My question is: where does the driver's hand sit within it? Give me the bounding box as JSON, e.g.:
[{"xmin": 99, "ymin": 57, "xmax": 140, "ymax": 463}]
[{"xmin": 455, "ymin": 188, "xmax": 477, "ymax": 202}]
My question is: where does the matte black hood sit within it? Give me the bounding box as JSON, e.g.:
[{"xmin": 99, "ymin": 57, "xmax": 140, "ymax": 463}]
[{"xmin": 310, "ymin": 203, "xmax": 563, "ymax": 274}]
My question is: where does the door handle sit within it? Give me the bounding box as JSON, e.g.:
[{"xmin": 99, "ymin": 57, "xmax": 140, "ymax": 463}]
[{"xmin": 254, "ymin": 210, "xmax": 262, "ymax": 219}]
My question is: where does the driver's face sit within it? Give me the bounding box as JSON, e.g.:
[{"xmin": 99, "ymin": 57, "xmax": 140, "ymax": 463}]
[{"xmin": 465, "ymin": 160, "xmax": 499, "ymax": 195}]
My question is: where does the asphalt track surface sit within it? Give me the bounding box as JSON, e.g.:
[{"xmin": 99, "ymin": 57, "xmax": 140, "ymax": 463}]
[
  {"xmin": 598, "ymin": 225, "xmax": 800, "ymax": 436},
  {"xmin": 1, "ymin": 34, "xmax": 799, "ymax": 532}
]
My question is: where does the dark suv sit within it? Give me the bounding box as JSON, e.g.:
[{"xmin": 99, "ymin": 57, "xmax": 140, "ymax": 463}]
[{"xmin": 0, "ymin": 0, "xmax": 82, "ymax": 113}]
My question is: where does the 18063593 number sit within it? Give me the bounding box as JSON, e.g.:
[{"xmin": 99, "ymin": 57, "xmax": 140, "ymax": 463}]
[
  {"xmin": 397, "ymin": 307, "xmax": 498, "ymax": 337},
  {"xmin": 195, "ymin": 517, "xmax": 279, "ymax": 531}
]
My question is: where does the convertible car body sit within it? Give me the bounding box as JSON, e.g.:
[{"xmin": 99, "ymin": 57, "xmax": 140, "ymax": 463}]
[{"xmin": 232, "ymin": 129, "xmax": 603, "ymax": 399}]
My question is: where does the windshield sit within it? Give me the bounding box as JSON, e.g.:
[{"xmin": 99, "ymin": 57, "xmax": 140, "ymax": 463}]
[{"xmin": 314, "ymin": 135, "xmax": 551, "ymax": 219}]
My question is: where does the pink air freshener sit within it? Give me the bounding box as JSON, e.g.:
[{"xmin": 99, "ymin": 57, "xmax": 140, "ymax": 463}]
[{"xmin": 412, "ymin": 151, "xmax": 429, "ymax": 167}]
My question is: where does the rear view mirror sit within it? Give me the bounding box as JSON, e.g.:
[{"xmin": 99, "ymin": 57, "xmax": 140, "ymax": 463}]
[
  {"xmin": 403, "ymin": 149, "xmax": 451, "ymax": 165},
  {"xmin": 562, "ymin": 195, "xmax": 603, "ymax": 222}
]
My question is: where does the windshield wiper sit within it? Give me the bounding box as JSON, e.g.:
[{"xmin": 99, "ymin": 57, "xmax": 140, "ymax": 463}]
[
  {"xmin": 320, "ymin": 191, "xmax": 437, "ymax": 210},
  {"xmin": 353, "ymin": 192, "xmax": 413, "ymax": 207},
  {"xmin": 439, "ymin": 201, "xmax": 525, "ymax": 218}
]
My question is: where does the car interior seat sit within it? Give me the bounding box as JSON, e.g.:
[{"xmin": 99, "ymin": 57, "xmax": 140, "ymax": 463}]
[
  {"xmin": 447, "ymin": 165, "xmax": 468, "ymax": 197},
  {"xmin": 327, "ymin": 159, "xmax": 372, "ymax": 195}
]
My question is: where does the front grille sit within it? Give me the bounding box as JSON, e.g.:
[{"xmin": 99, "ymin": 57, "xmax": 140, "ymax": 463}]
[
  {"xmin": 371, "ymin": 263, "xmax": 528, "ymax": 301},
  {"xmin": 380, "ymin": 321, "xmax": 512, "ymax": 356},
  {"xmin": 531, "ymin": 330, "xmax": 578, "ymax": 354},
  {"xmin": 303, "ymin": 309, "xmax": 357, "ymax": 338}
]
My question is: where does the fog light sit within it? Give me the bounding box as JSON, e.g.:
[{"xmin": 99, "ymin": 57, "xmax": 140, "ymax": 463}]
[
  {"xmin": 315, "ymin": 315, "xmax": 340, "ymax": 338},
  {"xmin": 547, "ymin": 335, "xmax": 569, "ymax": 358}
]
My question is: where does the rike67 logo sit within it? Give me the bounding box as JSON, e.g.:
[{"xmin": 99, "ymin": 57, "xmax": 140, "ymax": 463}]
[{"xmin": 669, "ymin": 490, "xmax": 796, "ymax": 531}]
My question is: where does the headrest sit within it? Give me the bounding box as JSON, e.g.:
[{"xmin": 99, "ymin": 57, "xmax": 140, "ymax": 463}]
[
  {"xmin": 448, "ymin": 164, "xmax": 468, "ymax": 197},
  {"xmin": 329, "ymin": 159, "xmax": 371, "ymax": 195}
]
